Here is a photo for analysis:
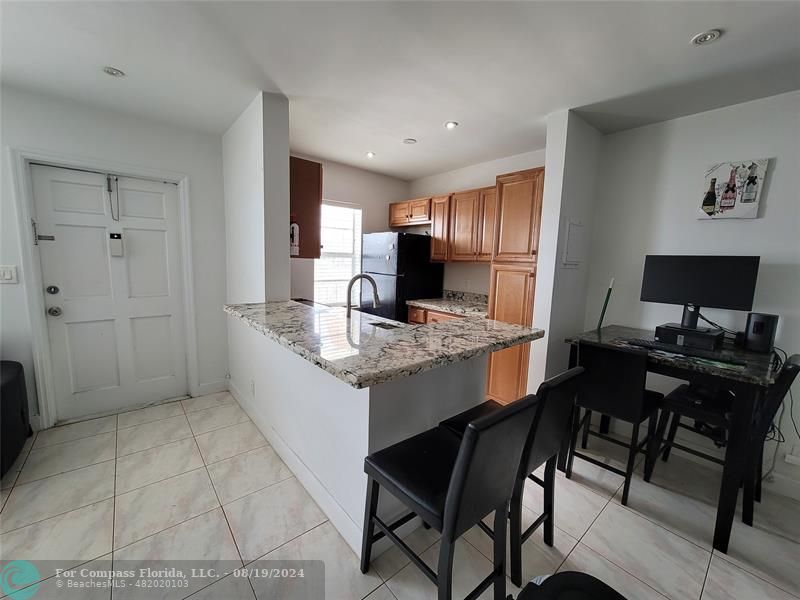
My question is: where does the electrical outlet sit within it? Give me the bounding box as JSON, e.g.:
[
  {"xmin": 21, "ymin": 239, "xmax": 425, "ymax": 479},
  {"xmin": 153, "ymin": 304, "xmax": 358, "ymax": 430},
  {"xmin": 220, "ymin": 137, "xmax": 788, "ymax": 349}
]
[{"xmin": 250, "ymin": 379, "xmax": 256, "ymax": 397}]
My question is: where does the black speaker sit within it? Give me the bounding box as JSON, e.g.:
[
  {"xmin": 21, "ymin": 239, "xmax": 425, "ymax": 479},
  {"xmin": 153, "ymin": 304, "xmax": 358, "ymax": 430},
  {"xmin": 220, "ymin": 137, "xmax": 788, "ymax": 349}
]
[{"xmin": 745, "ymin": 313, "xmax": 779, "ymax": 353}]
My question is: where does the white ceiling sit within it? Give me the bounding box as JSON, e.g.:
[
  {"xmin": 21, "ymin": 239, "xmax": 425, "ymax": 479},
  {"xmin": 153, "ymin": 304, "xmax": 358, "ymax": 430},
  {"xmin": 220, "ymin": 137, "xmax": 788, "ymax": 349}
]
[{"xmin": 3, "ymin": 1, "xmax": 799, "ymax": 180}]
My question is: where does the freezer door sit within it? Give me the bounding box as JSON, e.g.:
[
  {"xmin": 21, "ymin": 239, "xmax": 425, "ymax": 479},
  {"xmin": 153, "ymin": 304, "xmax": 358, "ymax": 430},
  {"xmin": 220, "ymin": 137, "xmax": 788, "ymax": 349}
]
[
  {"xmin": 360, "ymin": 273, "xmax": 402, "ymax": 321},
  {"xmin": 362, "ymin": 232, "xmax": 399, "ymax": 275}
]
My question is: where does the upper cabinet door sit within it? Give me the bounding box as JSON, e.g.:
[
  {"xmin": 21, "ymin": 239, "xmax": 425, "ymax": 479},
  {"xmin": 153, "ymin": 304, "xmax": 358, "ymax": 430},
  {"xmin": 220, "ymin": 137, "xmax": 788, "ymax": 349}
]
[
  {"xmin": 493, "ymin": 168, "xmax": 544, "ymax": 264},
  {"xmin": 408, "ymin": 198, "xmax": 432, "ymax": 223},
  {"xmin": 289, "ymin": 156, "xmax": 323, "ymax": 259},
  {"xmin": 389, "ymin": 201, "xmax": 410, "ymax": 226},
  {"xmin": 448, "ymin": 189, "xmax": 480, "ymax": 261},
  {"xmin": 476, "ymin": 186, "xmax": 497, "ymax": 262},
  {"xmin": 430, "ymin": 195, "xmax": 450, "ymax": 262}
]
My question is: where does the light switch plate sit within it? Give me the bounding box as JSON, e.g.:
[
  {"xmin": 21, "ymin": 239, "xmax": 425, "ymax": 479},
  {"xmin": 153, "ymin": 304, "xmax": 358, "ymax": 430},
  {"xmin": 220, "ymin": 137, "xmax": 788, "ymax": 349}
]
[{"xmin": 0, "ymin": 265, "xmax": 18, "ymax": 284}]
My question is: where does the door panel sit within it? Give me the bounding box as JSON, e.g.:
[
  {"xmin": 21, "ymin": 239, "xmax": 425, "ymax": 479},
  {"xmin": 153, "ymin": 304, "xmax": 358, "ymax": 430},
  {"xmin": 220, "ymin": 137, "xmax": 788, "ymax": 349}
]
[
  {"xmin": 65, "ymin": 320, "xmax": 121, "ymax": 393},
  {"xmin": 494, "ymin": 168, "xmax": 544, "ymax": 263},
  {"xmin": 408, "ymin": 198, "xmax": 431, "ymax": 222},
  {"xmin": 449, "ymin": 190, "xmax": 479, "ymax": 261},
  {"xmin": 486, "ymin": 263, "xmax": 536, "ymax": 403},
  {"xmin": 125, "ymin": 228, "xmax": 170, "ymax": 298},
  {"xmin": 32, "ymin": 165, "xmax": 187, "ymax": 420},
  {"xmin": 477, "ymin": 187, "xmax": 496, "ymax": 261},
  {"xmin": 430, "ymin": 195, "xmax": 450, "ymax": 262}
]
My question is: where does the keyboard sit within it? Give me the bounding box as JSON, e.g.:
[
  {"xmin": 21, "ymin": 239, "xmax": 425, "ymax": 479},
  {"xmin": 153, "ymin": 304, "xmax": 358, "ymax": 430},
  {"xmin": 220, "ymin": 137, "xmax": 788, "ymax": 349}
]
[{"xmin": 626, "ymin": 338, "xmax": 747, "ymax": 366}]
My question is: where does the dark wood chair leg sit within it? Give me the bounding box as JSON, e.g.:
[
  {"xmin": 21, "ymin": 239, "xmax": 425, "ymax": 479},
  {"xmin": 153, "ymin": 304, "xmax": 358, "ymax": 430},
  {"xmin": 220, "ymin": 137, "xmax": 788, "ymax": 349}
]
[
  {"xmin": 565, "ymin": 407, "xmax": 581, "ymax": 479},
  {"xmin": 662, "ymin": 412, "xmax": 679, "ymax": 462},
  {"xmin": 644, "ymin": 410, "xmax": 668, "ymax": 482},
  {"xmin": 743, "ymin": 451, "xmax": 755, "ymax": 527},
  {"xmin": 557, "ymin": 403, "xmax": 575, "ymax": 473},
  {"xmin": 437, "ymin": 537, "xmax": 456, "ymax": 600},
  {"xmin": 621, "ymin": 422, "xmax": 640, "ymax": 506},
  {"xmin": 581, "ymin": 409, "xmax": 592, "ymax": 449},
  {"xmin": 509, "ymin": 480, "xmax": 524, "ymax": 587},
  {"xmin": 422, "ymin": 521, "xmax": 431, "ymax": 529},
  {"xmin": 543, "ymin": 456, "xmax": 556, "ymax": 547},
  {"xmin": 493, "ymin": 503, "xmax": 508, "ymax": 600},
  {"xmin": 360, "ymin": 478, "xmax": 380, "ymax": 573}
]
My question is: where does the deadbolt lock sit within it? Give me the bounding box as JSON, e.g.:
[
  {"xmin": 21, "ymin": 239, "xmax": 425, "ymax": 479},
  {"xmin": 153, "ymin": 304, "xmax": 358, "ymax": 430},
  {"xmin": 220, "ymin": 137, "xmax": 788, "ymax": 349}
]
[
  {"xmin": 47, "ymin": 307, "xmax": 63, "ymax": 317},
  {"xmin": 46, "ymin": 285, "xmax": 60, "ymax": 295}
]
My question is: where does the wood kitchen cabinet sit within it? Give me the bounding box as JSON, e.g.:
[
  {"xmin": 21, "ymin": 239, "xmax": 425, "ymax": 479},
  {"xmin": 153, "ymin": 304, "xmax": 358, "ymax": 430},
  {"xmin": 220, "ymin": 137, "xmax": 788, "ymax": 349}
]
[
  {"xmin": 486, "ymin": 263, "xmax": 536, "ymax": 404},
  {"xmin": 449, "ymin": 189, "xmax": 481, "ymax": 261},
  {"xmin": 476, "ymin": 186, "xmax": 496, "ymax": 262},
  {"xmin": 430, "ymin": 195, "xmax": 450, "ymax": 262},
  {"xmin": 493, "ymin": 168, "xmax": 544, "ymax": 264},
  {"xmin": 389, "ymin": 198, "xmax": 432, "ymax": 226},
  {"xmin": 289, "ymin": 156, "xmax": 322, "ymax": 259}
]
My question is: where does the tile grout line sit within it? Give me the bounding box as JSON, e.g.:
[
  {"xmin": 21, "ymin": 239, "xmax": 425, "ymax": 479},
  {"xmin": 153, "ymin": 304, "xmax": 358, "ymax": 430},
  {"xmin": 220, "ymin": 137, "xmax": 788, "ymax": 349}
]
[
  {"xmin": 712, "ymin": 550, "xmax": 800, "ymax": 600},
  {"xmin": 110, "ymin": 414, "xmax": 119, "ymax": 600},
  {"xmin": 15, "ymin": 440, "xmax": 118, "ymax": 487},
  {"xmin": 698, "ymin": 549, "xmax": 713, "ymax": 600},
  {"xmin": 181, "ymin": 398, "xmax": 255, "ymax": 598},
  {"xmin": 29, "ymin": 428, "xmax": 117, "ymax": 451}
]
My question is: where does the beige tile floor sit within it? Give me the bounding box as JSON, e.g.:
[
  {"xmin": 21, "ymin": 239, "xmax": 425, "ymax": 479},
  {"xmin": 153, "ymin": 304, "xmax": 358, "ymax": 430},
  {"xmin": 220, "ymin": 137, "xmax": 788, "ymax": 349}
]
[{"xmin": 1, "ymin": 392, "xmax": 798, "ymax": 600}]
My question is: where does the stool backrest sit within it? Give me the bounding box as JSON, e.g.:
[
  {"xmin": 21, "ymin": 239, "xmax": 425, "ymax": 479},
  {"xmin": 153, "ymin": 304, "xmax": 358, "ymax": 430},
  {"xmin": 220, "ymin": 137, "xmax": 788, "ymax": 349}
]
[
  {"xmin": 521, "ymin": 366, "xmax": 585, "ymax": 478},
  {"xmin": 753, "ymin": 354, "xmax": 800, "ymax": 442},
  {"xmin": 577, "ymin": 341, "xmax": 649, "ymax": 423},
  {"xmin": 442, "ymin": 394, "xmax": 540, "ymax": 541}
]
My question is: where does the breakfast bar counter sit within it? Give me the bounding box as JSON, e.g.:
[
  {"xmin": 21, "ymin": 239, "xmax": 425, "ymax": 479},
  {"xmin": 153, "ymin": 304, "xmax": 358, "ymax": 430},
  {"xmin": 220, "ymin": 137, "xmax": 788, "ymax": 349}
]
[{"xmin": 225, "ymin": 300, "xmax": 543, "ymax": 555}]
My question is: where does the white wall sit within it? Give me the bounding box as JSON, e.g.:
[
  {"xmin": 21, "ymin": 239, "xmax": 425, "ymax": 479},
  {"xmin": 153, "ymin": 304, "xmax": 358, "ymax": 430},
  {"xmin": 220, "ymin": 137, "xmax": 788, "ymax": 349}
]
[
  {"xmin": 0, "ymin": 86, "xmax": 228, "ymax": 419},
  {"xmin": 409, "ymin": 149, "xmax": 547, "ymax": 295},
  {"xmin": 289, "ymin": 156, "xmax": 409, "ymax": 299},
  {"xmin": 529, "ymin": 111, "xmax": 602, "ymax": 390},
  {"xmin": 584, "ymin": 90, "xmax": 800, "ymax": 493},
  {"xmin": 223, "ymin": 95, "xmax": 266, "ymax": 303}
]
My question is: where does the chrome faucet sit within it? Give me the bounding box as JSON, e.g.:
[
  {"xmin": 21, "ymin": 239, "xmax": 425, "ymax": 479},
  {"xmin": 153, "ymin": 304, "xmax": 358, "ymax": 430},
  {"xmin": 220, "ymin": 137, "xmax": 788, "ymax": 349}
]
[{"xmin": 346, "ymin": 274, "xmax": 380, "ymax": 318}]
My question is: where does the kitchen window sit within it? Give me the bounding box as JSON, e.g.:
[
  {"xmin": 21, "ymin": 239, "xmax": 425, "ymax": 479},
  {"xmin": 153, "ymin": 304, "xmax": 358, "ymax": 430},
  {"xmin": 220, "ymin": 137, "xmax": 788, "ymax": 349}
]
[{"xmin": 314, "ymin": 202, "xmax": 363, "ymax": 306}]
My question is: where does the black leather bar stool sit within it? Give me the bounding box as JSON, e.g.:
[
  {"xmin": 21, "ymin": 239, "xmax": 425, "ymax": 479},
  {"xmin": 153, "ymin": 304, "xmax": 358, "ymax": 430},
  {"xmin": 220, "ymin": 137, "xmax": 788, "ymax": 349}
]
[
  {"xmin": 360, "ymin": 395, "xmax": 539, "ymax": 600},
  {"xmin": 566, "ymin": 341, "xmax": 663, "ymax": 505},
  {"xmin": 440, "ymin": 367, "xmax": 584, "ymax": 586}
]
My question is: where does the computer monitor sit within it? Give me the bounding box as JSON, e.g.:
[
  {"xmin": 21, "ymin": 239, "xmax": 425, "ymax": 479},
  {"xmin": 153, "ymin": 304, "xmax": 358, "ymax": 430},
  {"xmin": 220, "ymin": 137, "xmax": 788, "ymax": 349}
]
[{"xmin": 640, "ymin": 255, "xmax": 760, "ymax": 329}]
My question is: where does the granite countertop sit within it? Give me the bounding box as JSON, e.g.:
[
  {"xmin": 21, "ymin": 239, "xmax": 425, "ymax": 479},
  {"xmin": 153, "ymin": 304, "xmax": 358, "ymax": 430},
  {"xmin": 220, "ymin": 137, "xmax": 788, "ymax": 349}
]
[
  {"xmin": 406, "ymin": 290, "xmax": 489, "ymax": 317},
  {"xmin": 566, "ymin": 325, "xmax": 779, "ymax": 386},
  {"xmin": 225, "ymin": 301, "xmax": 543, "ymax": 389}
]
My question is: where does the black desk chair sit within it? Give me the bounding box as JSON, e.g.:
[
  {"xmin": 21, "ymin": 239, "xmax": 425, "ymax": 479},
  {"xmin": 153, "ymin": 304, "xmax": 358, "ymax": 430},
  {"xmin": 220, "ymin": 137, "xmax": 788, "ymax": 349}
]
[
  {"xmin": 566, "ymin": 341, "xmax": 663, "ymax": 505},
  {"xmin": 742, "ymin": 354, "xmax": 800, "ymax": 525},
  {"xmin": 440, "ymin": 367, "xmax": 585, "ymax": 586},
  {"xmin": 361, "ymin": 395, "xmax": 539, "ymax": 600},
  {"xmin": 516, "ymin": 572, "xmax": 628, "ymax": 600}
]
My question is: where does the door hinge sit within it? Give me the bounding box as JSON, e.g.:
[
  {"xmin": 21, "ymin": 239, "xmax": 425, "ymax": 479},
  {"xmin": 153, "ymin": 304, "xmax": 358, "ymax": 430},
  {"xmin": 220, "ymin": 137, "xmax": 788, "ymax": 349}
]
[{"xmin": 32, "ymin": 220, "xmax": 55, "ymax": 243}]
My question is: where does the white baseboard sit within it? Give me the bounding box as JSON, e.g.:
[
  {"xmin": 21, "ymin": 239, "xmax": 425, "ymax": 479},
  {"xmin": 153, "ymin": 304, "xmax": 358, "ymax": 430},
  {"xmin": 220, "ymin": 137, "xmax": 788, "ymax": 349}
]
[{"xmin": 196, "ymin": 379, "xmax": 229, "ymax": 397}]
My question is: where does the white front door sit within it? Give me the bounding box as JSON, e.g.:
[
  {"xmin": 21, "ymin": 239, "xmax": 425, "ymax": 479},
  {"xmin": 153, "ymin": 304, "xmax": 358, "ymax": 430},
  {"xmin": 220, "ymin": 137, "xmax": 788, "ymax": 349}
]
[{"xmin": 32, "ymin": 164, "xmax": 188, "ymax": 421}]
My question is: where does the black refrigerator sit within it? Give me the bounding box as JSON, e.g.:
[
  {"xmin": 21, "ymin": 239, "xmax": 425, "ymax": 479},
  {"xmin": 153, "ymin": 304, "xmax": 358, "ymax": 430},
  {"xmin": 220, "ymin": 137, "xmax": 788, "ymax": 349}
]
[{"xmin": 360, "ymin": 232, "xmax": 444, "ymax": 322}]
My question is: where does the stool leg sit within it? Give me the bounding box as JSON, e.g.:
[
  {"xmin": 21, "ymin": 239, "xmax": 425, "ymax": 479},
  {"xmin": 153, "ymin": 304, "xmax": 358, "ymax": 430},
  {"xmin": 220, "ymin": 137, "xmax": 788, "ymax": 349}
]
[
  {"xmin": 621, "ymin": 422, "xmax": 640, "ymax": 506},
  {"xmin": 755, "ymin": 442, "xmax": 764, "ymax": 503},
  {"xmin": 581, "ymin": 409, "xmax": 592, "ymax": 449},
  {"xmin": 743, "ymin": 452, "xmax": 756, "ymax": 527},
  {"xmin": 360, "ymin": 478, "xmax": 380, "ymax": 573},
  {"xmin": 509, "ymin": 480, "xmax": 524, "ymax": 587},
  {"xmin": 493, "ymin": 502, "xmax": 508, "ymax": 600},
  {"xmin": 566, "ymin": 408, "xmax": 581, "ymax": 479},
  {"xmin": 543, "ymin": 456, "xmax": 556, "ymax": 547},
  {"xmin": 645, "ymin": 410, "xmax": 669, "ymax": 482},
  {"xmin": 662, "ymin": 413, "xmax": 679, "ymax": 462},
  {"xmin": 437, "ymin": 538, "xmax": 456, "ymax": 600}
]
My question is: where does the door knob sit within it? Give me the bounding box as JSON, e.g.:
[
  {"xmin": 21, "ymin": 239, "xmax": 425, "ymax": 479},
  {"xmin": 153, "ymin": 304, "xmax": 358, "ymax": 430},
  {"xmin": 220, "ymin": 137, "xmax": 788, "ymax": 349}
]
[
  {"xmin": 47, "ymin": 306, "xmax": 63, "ymax": 317},
  {"xmin": 46, "ymin": 285, "xmax": 60, "ymax": 295}
]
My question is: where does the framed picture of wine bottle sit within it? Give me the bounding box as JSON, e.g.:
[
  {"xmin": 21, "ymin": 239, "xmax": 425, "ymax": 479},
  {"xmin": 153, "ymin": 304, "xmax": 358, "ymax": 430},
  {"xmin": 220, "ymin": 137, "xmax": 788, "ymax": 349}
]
[{"xmin": 699, "ymin": 159, "xmax": 769, "ymax": 219}]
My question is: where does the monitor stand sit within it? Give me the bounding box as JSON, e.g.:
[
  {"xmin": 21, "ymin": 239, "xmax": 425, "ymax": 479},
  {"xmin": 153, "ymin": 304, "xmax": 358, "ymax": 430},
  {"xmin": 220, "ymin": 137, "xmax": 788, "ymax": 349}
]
[{"xmin": 654, "ymin": 304, "xmax": 724, "ymax": 350}]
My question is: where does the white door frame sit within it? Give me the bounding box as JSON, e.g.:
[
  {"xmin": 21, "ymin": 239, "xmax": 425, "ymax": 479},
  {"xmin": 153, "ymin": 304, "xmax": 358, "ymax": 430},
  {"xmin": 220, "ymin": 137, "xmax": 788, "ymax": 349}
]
[{"xmin": 8, "ymin": 147, "xmax": 201, "ymax": 428}]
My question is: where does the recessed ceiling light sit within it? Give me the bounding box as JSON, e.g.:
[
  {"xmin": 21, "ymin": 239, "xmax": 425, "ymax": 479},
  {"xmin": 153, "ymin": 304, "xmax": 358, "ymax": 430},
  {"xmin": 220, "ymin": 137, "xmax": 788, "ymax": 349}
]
[
  {"xmin": 444, "ymin": 121, "xmax": 459, "ymax": 130},
  {"xmin": 366, "ymin": 151, "xmax": 376, "ymax": 159},
  {"xmin": 690, "ymin": 29, "xmax": 722, "ymax": 46},
  {"xmin": 403, "ymin": 138, "xmax": 417, "ymax": 145},
  {"xmin": 102, "ymin": 66, "xmax": 126, "ymax": 78}
]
